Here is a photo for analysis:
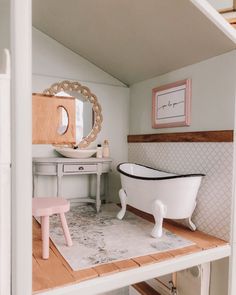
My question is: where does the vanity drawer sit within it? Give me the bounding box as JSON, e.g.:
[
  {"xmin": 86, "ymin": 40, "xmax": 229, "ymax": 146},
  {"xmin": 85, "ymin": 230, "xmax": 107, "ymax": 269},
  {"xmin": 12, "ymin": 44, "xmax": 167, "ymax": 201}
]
[{"xmin": 63, "ymin": 164, "xmax": 97, "ymax": 173}]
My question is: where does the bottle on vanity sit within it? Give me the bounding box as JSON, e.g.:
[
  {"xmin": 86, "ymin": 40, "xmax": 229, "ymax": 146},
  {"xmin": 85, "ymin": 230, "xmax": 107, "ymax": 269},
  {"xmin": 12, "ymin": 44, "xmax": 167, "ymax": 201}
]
[
  {"xmin": 102, "ymin": 140, "xmax": 110, "ymax": 158},
  {"xmin": 96, "ymin": 144, "xmax": 103, "ymax": 158}
]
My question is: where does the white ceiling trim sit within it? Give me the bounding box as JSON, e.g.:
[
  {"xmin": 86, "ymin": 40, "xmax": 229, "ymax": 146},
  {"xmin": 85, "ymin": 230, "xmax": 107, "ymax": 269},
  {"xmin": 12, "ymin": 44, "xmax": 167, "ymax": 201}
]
[{"xmin": 191, "ymin": 0, "xmax": 236, "ymax": 43}]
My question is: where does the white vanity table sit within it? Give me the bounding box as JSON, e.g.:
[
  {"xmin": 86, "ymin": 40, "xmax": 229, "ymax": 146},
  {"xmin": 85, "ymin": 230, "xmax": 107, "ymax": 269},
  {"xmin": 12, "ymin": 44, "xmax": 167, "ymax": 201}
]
[{"xmin": 33, "ymin": 157, "xmax": 112, "ymax": 212}]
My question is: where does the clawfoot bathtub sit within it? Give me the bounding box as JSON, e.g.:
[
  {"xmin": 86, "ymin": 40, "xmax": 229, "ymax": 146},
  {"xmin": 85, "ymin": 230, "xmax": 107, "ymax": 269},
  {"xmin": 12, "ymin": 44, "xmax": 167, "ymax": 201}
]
[{"xmin": 117, "ymin": 163, "xmax": 204, "ymax": 238}]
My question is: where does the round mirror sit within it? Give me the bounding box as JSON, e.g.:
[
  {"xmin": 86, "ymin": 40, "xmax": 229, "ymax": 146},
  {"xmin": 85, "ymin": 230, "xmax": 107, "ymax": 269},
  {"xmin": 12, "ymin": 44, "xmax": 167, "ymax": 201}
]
[
  {"xmin": 56, "ymin": 90, "xmax": 93, "ymax": 142},
  {"xmin": 57, "ymin": 106, "xmax": 69, "ymax": 135},
  {"xmin": 43, "ymin": 81, "xmax": 103, "ymax": 148}
]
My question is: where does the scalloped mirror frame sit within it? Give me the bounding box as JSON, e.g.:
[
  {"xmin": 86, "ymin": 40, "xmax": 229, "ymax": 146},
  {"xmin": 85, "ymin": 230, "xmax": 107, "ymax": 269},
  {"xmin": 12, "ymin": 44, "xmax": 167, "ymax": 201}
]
[{"xmin": 43, "ymin": 80, "xmax": 103, "ymax": 149}]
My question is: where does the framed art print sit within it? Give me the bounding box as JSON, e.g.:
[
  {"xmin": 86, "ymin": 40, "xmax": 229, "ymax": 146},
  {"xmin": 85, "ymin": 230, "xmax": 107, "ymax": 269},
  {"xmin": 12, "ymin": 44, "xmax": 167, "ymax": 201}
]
[{"xmin": 152, "ymin": 79, "xmax": 191, "ymax": 128}]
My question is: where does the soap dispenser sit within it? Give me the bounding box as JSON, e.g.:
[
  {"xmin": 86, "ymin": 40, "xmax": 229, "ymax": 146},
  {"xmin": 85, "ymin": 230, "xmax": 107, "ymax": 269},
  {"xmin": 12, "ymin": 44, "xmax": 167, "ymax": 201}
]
[
  {"xmin": 96, "ymin": 144, "xmax": 103, "ymax": 158},
  {"xmin": 102, "ymin": 140, "xmax": 110, "ymax": 158}
]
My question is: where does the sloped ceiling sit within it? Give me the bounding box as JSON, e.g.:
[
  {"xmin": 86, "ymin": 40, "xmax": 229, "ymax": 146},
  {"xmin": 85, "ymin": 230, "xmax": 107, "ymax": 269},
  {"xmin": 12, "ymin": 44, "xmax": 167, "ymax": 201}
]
[{"xmin": 32, "ymin": 0, "xmax": 236, "ymax": 85}]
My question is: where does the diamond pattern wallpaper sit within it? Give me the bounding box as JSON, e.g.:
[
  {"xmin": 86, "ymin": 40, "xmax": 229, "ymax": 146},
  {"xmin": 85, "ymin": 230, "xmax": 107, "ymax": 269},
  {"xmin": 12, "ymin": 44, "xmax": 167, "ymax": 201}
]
[{"xmin": 128, "ymin": 142, "xmax": 233, "ymax": 241}]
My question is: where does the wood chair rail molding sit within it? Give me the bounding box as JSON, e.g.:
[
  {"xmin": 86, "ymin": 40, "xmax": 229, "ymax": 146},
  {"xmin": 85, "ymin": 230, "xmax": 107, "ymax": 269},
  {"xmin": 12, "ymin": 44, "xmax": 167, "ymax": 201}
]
[{"xmin": 127, "ymin": 130, "xmax": 233, "ymax": 143}]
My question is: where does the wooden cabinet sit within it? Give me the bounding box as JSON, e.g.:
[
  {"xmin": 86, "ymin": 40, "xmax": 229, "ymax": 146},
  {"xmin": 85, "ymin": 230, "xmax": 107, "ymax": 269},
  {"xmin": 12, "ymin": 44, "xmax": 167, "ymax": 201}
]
[{"xmin": 32, "ymin": 93, "xmax": 76, "ymax": 144}]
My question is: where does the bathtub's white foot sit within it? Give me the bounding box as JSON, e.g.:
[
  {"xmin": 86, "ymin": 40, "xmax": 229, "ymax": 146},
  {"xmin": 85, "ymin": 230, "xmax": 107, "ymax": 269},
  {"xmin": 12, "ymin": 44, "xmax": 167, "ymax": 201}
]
[
  {"xmin": 186, "ymin": 202, "xmax": 197, "ymax": 231},
  {"xmin": 187, "ymin": 217, "xmax": 197, "ymax": 231},
  {"xmin": 117, "ymin": 189, "xmax": 127, "ymax": 220},
  {"xmin": 151, "ymin": 200, "xmax": 167, "ymax": 238}
]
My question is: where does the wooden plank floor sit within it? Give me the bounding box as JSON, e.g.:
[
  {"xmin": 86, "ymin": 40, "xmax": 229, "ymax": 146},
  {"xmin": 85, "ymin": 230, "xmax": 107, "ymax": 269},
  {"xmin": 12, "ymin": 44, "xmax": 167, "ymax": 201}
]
[{"xmin": 33, "ymin": 206, "xmax": 228, "ymax": 294}]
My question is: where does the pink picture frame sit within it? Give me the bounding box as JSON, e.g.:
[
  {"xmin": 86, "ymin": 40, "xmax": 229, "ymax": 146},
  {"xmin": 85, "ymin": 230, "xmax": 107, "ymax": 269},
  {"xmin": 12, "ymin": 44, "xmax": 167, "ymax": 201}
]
[{"xmin": 152, "ymin": 79, "xmax": 191, "ymax": 128}]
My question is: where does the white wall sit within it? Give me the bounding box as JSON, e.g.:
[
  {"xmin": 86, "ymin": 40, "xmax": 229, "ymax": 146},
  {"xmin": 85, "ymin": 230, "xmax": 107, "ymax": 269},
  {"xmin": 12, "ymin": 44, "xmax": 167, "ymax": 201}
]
[
  {"xmin": 0, "ymin": 0, "xmax": 10, "ymax": 71},
  {"xmin": 32, "ymin": 28, "xmax": 129, "ymax": 202},
  {"xmin": 129, "ymin": 50, "xmax": 236, "ymax": 135}
]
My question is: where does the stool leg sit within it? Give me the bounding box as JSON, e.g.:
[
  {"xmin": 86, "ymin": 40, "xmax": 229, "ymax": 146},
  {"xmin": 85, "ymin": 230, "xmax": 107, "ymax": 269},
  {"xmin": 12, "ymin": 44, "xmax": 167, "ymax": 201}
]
[
  {"xmin": 40, "ymin": 217, "xmax": 43, "ymax": 240},
  {"xmin": 59, "ymin": 213, "xmax": 72, "ymax": 247},
  {"xmin": 41, "ymin": 216, "xmax": 49, "ymax": 259}
]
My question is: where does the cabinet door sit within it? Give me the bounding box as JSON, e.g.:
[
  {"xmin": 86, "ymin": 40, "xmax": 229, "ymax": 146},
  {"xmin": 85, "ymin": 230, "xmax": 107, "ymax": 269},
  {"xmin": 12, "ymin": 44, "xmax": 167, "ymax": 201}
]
[{"xmin": 32, "ymin": 93, "xmax": 76, "ymax": 144}]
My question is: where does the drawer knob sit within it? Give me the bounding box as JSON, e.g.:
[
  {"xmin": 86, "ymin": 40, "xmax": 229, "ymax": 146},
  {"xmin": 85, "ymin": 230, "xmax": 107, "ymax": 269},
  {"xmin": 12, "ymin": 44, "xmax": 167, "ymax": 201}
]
[{"xmin": 78, "ymin": 166, "xmax": 84, "ymax": 171}]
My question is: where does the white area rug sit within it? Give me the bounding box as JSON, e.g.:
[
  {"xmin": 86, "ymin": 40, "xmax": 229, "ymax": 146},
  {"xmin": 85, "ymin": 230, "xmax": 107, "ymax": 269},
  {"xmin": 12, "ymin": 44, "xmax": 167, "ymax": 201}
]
[{"xmin": 49, "ymin": 204, "xmax": 194, "ymax": 271}]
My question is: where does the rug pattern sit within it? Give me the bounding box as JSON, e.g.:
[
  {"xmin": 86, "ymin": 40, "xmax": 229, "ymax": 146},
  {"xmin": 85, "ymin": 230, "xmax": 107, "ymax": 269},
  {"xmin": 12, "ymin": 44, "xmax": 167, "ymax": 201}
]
[{"xmin": 49, "ymin": 204, "xmax": 194, "ymax": 270}]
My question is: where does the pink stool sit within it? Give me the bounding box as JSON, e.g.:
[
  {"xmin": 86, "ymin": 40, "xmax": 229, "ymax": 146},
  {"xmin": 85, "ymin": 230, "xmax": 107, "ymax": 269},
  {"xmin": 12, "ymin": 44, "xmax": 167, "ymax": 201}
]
[{"xmin": 32, "ymin": 197, "xmax": 73, "ymax": 259}]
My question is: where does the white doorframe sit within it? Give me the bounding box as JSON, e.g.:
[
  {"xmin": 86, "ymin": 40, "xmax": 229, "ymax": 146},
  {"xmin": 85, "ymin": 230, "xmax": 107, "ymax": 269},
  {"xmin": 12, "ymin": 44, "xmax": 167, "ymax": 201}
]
[
  {"xmin": 0, "ymin": 49, "xmax": 11, "ymax": 295},
  {"xmin": 11, "ymin": 0, "xmax": 32, "ymax": 294},
  {"xmin": 228, "ymin": 52, "xmax": 236, "ymax": 295}
]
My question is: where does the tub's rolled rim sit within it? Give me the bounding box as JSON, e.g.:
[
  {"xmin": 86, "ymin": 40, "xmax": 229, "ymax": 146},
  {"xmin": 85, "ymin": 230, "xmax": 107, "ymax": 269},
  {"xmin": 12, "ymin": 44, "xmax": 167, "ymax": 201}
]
[{"xmin": 117, "ymin": 162, "xmax": 205, "ymax": 181}]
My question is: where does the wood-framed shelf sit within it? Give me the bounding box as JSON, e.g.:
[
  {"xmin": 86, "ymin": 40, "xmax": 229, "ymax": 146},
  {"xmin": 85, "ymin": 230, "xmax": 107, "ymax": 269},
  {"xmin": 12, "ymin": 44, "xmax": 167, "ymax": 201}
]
[
  {"xmin": 33, "ymin": 206, "xmax": 230, "ymax": 295},
  {"xmin": 127, "ymin": 130, "xmax": 233, "ymax": 143}
]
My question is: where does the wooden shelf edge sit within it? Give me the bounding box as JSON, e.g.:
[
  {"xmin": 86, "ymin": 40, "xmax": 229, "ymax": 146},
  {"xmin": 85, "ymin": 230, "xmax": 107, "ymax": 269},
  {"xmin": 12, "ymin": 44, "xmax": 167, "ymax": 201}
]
[
  {"xmin": 128, "ymin": 130, "xmax": 233, "ymax": 143},
  {"xmin": 34, "ymin": 245, "xmax": 230, "ymax": 295}
]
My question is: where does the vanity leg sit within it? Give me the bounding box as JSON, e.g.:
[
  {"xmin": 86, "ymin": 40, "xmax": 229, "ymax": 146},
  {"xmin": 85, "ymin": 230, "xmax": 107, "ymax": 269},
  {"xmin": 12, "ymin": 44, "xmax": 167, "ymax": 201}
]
[
  {"xmin": 88, "ymin": 174, "xmax": 91, "ymax": 199},
  {"xmin": 33, "ymin": 174, "xmax": 38, "ymax": 198},
  {"xmin": 96, "ymin": 172, "xmax": 101, "ymax": 212},
  {"xmin": 151, "ymin": 200, "xmax": 167, "ymax": 238},
  {"xmin": 104, "ymin": 173, "xmax": 109, "ymax": 203},
  {"xmin": 57, "ymin": 164, "xmax": 63, "ymax": 197},
  {"xmin": 57, "ymin": 175, "xmax": 61, "ymax": 197}
]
